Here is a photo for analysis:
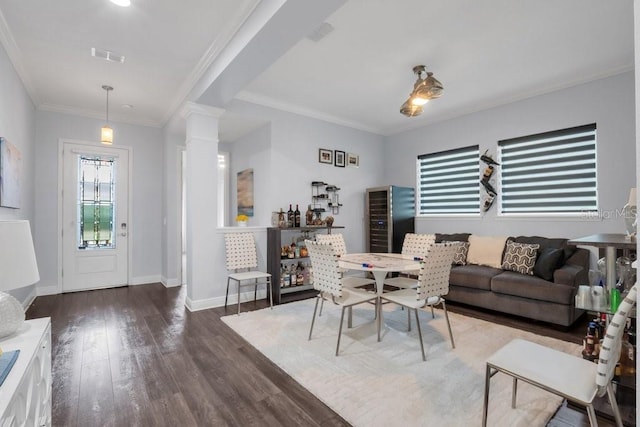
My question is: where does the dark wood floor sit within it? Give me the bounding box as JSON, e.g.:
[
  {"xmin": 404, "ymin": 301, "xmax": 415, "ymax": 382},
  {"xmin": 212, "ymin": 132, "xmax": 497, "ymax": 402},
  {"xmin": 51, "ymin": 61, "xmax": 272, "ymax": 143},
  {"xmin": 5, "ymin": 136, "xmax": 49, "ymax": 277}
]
[{"xmin": 26, "ymin": 284, "xmax": 628, "ymax": 427}]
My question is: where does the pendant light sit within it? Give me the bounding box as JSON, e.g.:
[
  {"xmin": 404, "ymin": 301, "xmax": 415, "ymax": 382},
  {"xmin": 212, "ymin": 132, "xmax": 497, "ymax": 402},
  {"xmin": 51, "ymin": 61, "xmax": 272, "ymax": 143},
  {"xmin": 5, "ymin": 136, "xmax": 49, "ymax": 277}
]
[
  {"xmin": 400, "ymin": 65, "xmax": 443, "ymax": 117},
  {"xmin": 101, "ymin": 85, "xmax": 113, "ymax": 145}
]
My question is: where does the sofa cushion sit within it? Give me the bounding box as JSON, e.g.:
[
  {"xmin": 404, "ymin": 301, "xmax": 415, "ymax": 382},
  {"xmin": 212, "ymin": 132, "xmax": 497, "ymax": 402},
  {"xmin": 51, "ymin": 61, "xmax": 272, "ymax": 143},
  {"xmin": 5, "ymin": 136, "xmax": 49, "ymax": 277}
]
[
  {"xmin": 449, "ymin": 264, "xmax": 503, "ymax": 291},
  {"xmin": 512, "ymin": 235, "xmax": 575, "ymax": 265},
  {"xmin": 533, "ymin": 247, "xmax": 564, "ymax": 281},
  {"xmin": 491, "ymin": 271, "xmax": 575, "ymax": 304},
  {"xmin": 442, "ymin": 241, "xmax": 469, "ymax": 265},
  {"xmin": 467, "ymin": 235, "xmax": 508, "ymax": 268},
  {"xmin": 501, "ymin": 241, "xmax": 539, "ymax": 275},
  {"xmin": 435, "ymin": 233, "xmax": 471, "ymax": 243}
]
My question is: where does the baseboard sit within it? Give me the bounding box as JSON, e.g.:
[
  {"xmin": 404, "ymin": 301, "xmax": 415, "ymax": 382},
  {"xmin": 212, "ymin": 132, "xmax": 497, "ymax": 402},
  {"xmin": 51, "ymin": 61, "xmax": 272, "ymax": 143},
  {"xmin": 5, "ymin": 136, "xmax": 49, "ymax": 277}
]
[
  {"xmin": 130, "ymin": 275, "xmax": 162, "ymax": 286},
  {"xmin": 160, "ymin": 276, "xmax": 181, "ymax": 288},
  {"xmin": 20, "ymin": 287, "xmax": 37, "ymax": 311},
  {"xmin": 36, "ymin": 285, "xmax": 60, "ymax": 296},
  {"xmin": 185, "ymin": 290, "xmax": 267, "ymax": 312}
]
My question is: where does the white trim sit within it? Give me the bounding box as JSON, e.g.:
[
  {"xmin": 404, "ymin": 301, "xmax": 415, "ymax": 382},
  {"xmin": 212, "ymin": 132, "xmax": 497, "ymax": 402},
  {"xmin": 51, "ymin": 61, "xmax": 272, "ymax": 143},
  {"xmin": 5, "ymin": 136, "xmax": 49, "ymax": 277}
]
[
  {"xmin": 161, "ymin": 276, "xmax": 181, "ymax": 288},
  {"xmin": 36, "ymin": 285, "xmax": 59, "ymax": 297},
  {"xmin": 130, "ymin": 275, "xmax": 162, "ymax": 286},
  {"xmin": 19, "ymin": 287, "xmax": 37, "ymax": 311},
  {"xmin": 0, "ymin": 8, "xmax": 39, "ymax": 106},
  {"xmin": 236, "ymin": 91, "xmax": 382, "ymax": 135},
  {"xmin": 180, "ymin": 102, "xmax": 225, "ymax": 120},
  {"xmin": 185, "ymin": 290, "xmax": 268, "ymax": 312}
]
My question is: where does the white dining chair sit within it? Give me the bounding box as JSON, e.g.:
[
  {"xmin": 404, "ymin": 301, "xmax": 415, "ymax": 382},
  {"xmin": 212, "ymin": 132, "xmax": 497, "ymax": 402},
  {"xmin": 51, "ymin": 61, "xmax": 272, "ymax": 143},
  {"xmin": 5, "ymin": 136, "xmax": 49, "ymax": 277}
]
[
  {"xmin": 384, "ymin": 232, "xmax": 435, "ymax": 288},
  {"xmin": 224, "ymin": 232, "xmax": 272, "ymax": 315},
  {"xmin": 482, "ymin": 283, "xmax": 637, "ymax": 427},
  {"xmin": 306, "ymin": 240, "xmax": 378, "ymax": 356},
  {"xmin": 380, "ymin": 242, "xmax": 459, "ymax": 361},
  {"xmin": 315, "ymin": 232, "xmax": 374, "ymax": 285}
]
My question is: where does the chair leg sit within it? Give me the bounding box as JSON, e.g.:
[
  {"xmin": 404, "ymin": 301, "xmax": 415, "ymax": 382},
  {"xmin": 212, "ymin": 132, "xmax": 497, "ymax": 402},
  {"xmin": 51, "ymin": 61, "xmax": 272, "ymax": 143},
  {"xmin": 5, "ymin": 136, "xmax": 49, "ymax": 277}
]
[
  {"xmin": 308, "ymin": 296, "xmax": 320, "ymax": 340},
  {"xmin": 237, "ymin": 279, "xmax": 242, "ymax": 315},
  {"xmin": 430, "ymin": 305, "xmax": 435, "ymax": 319},
  {"xmin": 319, "ymin": 297, "xmax": 325, "ymax": 317},
  {"xmin": 336, "ymin": 306, "xmax": 347, "ymax": 356},
  {"xmin": 254, "ymin": 279, "xmax": 258, "ymax": 303},
  {"xmin": 511, "ymin": 377, "xmax": 517, "ymax": 409},
  {"xmin": 414, "ymin": 308, "xmax": 426, "ymax": 361},
  {"xmin": 482, "ymin": 364, "xmax": 491, "ymax": 427},
  {"xmin": 225, "ymin": 277, "xmax": 231, "ymax": 309},
  {"xmin": 348, "ymin": 306, "xmax": 353, "ymax": 328},
  {"xmin": 442, "ymin": 301, "xmax": 455, "ymax": 349},
  {"xmin": 606, "ymin": 382, "xmax": 623, "ymax": 427},
  {"xmin": 586, "ymin": 404, "xmax": 598, "ymax": 427},
  {"xmin": 268, "ymin": 278, "xmax": 273, "ymax": 309},
  {"xmin": 407, "ymin": 307, "xmax": 411, "ymax": 331}
]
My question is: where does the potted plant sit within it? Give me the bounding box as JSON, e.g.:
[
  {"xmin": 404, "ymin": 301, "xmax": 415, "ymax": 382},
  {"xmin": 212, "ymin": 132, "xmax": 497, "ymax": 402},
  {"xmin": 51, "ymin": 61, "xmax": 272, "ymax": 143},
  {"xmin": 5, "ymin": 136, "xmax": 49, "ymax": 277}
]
[{"xmin": 236, "ymin": 214, "xmax": 249, "ymax": 227}]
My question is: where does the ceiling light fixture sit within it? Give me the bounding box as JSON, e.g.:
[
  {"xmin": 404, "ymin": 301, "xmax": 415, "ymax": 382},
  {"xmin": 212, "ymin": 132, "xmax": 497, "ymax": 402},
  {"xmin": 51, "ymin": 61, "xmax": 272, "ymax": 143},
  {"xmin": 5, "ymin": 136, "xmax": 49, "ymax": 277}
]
[
  {"xmin": 400, "ymin": 65, "xmax": 443, "ymax": 117},
  {"xmin": 110, "ymin": 0, "xmax": 131, "ymax": 7},
  {"xmin": 101, "ymin": 85, "xmax": 114, "ymax": 145}
]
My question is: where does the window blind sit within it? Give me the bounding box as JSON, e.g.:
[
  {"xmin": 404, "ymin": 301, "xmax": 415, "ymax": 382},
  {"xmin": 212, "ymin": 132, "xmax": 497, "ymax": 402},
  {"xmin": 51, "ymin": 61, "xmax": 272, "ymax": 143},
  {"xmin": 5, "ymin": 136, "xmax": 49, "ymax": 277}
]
[
  {"xmin": 417, "ymin": 145, "xmax": 480, "ymax": 214},
  {"xmin": 498, "ymin": 123, "xmax": 597, "ymax": 214}
]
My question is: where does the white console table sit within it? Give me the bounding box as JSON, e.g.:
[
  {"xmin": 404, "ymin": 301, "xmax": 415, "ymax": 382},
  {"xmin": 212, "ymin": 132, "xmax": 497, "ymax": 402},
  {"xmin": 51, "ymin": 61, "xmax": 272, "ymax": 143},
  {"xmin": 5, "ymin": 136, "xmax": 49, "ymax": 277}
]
[{"xmin": 0, "ymin": 318, "xmax": 51, "ymax": 427}]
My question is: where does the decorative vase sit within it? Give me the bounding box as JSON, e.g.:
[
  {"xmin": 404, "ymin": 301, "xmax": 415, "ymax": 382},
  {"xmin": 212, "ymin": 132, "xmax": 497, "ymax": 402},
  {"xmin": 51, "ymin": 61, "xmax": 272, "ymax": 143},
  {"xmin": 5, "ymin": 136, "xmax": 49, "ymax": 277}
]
[{"xmin": 237, "ymin": 220, "xmax": 247, "ymax": 227}]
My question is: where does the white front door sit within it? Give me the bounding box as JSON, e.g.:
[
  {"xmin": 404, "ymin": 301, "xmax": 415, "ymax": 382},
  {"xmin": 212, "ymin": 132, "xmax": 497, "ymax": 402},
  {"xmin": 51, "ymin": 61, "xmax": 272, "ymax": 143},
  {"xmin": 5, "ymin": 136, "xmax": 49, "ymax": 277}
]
[{"xmin": 62, "ymin": 142, "xmax": 129, "ymax": 292}]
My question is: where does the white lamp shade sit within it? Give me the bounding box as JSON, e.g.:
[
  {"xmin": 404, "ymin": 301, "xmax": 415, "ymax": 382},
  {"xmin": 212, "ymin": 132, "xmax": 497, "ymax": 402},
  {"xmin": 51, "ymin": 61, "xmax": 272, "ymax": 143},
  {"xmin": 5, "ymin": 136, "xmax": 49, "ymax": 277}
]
[
  {"xmin": 0, "ymin": 220, "xmax": 40, "ymax": 291},
  {"xmin": 627, "ymin": 187, "xmax": 637, "ymax": 206},
  {"xmin": 101, "ymin": 126, "xmax": 113, "ymax": 145}
]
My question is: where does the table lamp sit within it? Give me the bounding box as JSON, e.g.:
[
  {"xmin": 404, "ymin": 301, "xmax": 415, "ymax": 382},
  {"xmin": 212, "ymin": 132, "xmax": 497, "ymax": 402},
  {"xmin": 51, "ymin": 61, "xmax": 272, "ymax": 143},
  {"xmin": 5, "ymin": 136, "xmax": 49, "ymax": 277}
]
[{"xmin": 0, "ymin": 220, "xmax": 40, "ymax": 339}]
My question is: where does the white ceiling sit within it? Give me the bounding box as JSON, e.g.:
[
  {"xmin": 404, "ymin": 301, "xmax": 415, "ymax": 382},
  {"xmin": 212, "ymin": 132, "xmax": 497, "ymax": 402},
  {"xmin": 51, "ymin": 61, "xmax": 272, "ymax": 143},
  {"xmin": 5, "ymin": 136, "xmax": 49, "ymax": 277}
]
[{"xmin": 0, "ymin": 0, "xmax": 634, "ymax": 141}]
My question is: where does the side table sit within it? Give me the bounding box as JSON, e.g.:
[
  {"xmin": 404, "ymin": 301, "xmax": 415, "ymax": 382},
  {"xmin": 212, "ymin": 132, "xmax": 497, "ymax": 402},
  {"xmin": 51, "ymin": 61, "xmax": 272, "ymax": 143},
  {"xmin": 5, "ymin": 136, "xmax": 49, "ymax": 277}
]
[{"xmin": 0, "ymin": 317, "xmax": 52, "ymax": 426}]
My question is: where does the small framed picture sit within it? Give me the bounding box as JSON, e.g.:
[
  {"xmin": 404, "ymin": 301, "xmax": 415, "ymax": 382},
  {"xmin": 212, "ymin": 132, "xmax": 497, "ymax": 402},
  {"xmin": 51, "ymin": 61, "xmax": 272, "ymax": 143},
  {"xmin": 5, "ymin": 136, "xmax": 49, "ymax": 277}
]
[
  {"xmin": 347, "ymin": 153, "xmax": 359, "ymax": 168},
  {"xmin": 319, "ymin": 148, "xmax": 333, "ymax": 164},
  {"xmin": 334, "ymin": 150, "xmax": 346, "ymax": 167}
]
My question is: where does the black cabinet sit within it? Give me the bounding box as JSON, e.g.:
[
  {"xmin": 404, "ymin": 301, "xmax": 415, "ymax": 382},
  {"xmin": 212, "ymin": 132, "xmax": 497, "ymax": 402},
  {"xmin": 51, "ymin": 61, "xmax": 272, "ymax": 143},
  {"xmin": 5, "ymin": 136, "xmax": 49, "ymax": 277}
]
[{"xmin": 267, "ymin": 226, "xmax": 344, "ymax": 304}]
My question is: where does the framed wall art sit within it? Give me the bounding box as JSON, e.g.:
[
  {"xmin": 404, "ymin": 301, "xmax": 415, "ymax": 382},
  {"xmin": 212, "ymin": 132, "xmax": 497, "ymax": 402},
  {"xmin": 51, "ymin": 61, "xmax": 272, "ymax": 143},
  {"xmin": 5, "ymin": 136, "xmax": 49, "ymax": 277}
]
[
  {"xmin": 347, "ymin": 153, "xmax": 359, "ymax": 167},
  {"xmin": 334, "ymin": 150, "xmax": 345, "ymax": 167},
  {"xmin": 319, "ymin": 148, "xmax": 333, "ymax": 164},
  {"xmin": 0, "ymin": 137, "xmax": 21, "ymax": 208}
]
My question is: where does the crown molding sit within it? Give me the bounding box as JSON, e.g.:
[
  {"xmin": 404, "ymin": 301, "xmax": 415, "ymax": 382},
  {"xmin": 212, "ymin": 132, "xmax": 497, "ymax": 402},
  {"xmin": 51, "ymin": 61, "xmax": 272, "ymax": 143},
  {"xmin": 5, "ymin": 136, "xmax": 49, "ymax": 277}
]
[
  {"xmin": 0, "ymin": 8, "xmax": 39, "ymax": 106},
  {"xmin": 161, "ymin": 0, "xmax": 263, "ymax": 126},
  {"xmin": 235, "ymin": 90, "xmax": 384, "ymax": 135},
  {"xmin": 37, "ymin": 103, "xmax": 162, "ymax": 128}
]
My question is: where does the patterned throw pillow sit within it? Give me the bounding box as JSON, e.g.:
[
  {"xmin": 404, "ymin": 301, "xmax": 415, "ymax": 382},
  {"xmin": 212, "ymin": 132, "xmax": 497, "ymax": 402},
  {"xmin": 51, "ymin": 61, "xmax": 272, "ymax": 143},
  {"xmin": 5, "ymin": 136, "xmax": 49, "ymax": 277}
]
[
  {"xmin": 445, "ymin": 241, "xmax": 469, "ymax": 265},
  {"xmin": 501, "ymin": 241, "xmax": 540, "ymax": 275}
]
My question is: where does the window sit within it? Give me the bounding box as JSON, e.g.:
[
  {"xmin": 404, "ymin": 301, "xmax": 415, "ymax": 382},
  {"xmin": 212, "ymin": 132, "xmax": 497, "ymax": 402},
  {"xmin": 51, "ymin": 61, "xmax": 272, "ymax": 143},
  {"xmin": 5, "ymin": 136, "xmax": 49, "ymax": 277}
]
[
  {"xmin": 78, "ymin": 156, "xmax": 115, "ymax": 248},
  {"xmin": 498, "ymin": 123, "xmax": 597, "ymax": 214},
  {"xmin": 417, "ymin": 145, "xmax": 480, "ymax": 215}
]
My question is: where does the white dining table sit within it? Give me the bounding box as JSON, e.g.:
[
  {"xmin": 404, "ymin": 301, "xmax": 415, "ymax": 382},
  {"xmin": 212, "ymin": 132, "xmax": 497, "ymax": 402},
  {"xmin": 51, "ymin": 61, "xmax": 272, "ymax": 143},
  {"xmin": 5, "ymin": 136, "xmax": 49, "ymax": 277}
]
[
  {"xmin": 338, "ymin": 252, "xmax": 421, "ymax": 296},
  {"xmin": 338, "ymin": 252, "xmax": 421, "ymax": 341}
]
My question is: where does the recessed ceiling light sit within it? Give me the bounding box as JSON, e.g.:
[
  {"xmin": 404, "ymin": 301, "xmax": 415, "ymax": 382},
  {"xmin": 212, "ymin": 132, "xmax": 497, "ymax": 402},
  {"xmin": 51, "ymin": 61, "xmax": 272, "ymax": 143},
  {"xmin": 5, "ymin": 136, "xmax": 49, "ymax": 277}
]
[
  {"xmin": 91, "ymin": 48, "xmax": 125, "ymax": 63},
  {"xmin": 121, "ymin": 104, "xmax": 133, "ymax": 109},
  {"xmin": 110, "ymin": 0, "xmax": 131, "ymax": 7}
]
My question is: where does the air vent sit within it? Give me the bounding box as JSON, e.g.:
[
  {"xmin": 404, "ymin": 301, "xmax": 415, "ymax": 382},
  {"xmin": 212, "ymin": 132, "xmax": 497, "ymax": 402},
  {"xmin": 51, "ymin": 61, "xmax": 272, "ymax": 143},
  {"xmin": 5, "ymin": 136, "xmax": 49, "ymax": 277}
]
[
  {"xmin": 91, "ymin": 48, "xmax": 125, "ymax": 63},
  {"xmin": 307, "ymin": 22, "xmax": 334, "ymax": 42}
]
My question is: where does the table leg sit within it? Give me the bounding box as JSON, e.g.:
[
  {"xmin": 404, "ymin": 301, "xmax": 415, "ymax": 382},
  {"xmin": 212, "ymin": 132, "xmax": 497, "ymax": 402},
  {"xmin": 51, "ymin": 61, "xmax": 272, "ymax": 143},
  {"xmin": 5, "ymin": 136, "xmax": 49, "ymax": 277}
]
[{"xmin": 372, "ymin": 270, "xmax": 387, "ymax": 342}]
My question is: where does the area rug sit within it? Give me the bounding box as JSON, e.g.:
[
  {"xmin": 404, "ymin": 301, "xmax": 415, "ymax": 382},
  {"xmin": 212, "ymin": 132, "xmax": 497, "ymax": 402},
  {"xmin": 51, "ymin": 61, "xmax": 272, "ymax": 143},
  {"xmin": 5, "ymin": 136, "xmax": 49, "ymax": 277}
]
[{"xmin": 222, "ymin": 299, "xmax": 582, "ymax": 427}]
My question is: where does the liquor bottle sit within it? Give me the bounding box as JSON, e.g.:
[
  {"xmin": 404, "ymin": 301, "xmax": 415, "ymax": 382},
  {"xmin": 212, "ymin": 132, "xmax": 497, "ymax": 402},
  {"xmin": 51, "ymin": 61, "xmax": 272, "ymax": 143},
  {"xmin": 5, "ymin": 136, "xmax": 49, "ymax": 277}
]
[
  {"xmin": 296, "ymin": 262, "xmax": 304, "ymax": 285},
  {"xmin": 290, "ymin": 265, "xmax": 297, "ymax": 286},
  {"xmin": 283, "ymin": 265, "xmax": 290, "ymax": 287},
  {"xmin": 294, "ymin": 204, "xmax": 301, "ymax": 228},
  {"xmin": 287, "ymin": 204, "xmax": 294, "ymax": 228},
  {"xmin": 619, "ymin": 330, "xmax": 636, "ymax": 376}
]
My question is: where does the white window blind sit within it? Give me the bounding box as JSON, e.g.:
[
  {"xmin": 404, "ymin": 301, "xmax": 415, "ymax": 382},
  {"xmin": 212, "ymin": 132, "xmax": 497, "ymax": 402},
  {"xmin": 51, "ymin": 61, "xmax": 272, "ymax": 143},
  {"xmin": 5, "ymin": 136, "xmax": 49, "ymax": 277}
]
[
  {"xmin": 417, "ymin": 145, "xmax": 480, "ymax": 215},
  {"xmin": 498, "ymin": 123, "xmax": 597, "ymax": 214}
]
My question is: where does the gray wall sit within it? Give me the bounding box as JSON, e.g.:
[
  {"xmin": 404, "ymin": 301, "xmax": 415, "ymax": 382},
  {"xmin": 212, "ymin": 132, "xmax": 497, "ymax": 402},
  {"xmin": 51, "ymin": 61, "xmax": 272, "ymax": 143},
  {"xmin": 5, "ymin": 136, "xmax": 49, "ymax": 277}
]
[
  {"xmin": 34, "ymin": 110, "xmax": 164, "ymax": 292},
  {"xmin": 0, "ymin": 42, "xmax": 37, "ymax": 304},
  {"xmin": 225, "ymin": 99, "xmax": 387, "ymax": 253},
  {"xmin": 384, "ymin": 71, "xmax": 636, "ymax": 241}
]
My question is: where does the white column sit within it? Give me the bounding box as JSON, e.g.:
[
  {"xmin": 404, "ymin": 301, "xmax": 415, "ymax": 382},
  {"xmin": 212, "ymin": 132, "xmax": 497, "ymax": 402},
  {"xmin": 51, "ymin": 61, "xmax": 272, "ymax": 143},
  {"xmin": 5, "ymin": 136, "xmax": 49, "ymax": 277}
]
[{"xmin": 181, "ymin": 102, "xmax": 225, "ymax": 306}]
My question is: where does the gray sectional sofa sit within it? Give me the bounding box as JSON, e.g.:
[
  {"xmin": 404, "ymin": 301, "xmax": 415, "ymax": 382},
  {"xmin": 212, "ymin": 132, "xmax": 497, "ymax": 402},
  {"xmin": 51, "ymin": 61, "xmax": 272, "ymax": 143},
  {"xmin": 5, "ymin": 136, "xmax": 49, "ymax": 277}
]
[{"xmin": 435, "ymin": 233, "xmax": 589, "ymax": 327}]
